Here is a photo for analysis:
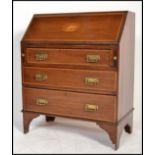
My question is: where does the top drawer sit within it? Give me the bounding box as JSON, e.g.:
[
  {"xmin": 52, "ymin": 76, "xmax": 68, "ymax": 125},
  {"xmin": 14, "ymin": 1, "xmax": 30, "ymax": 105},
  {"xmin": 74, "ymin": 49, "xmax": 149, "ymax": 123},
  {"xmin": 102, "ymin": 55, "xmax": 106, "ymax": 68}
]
[{"xmin": 24, "ymin": 48, "xmax": 117, "ymax": 69}]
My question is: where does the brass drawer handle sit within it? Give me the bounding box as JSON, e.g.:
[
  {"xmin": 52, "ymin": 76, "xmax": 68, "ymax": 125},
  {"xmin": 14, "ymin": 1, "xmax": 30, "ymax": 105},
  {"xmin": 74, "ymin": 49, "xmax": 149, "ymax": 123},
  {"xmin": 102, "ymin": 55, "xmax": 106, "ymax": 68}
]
[
  {"xmin": 86, "ymin": 55, "xmax": 100, "ymax": 63},
  {"xmin": 35, "ymin": 53, "xmax": 48, "ymax": 61},
  {"xmin": 85, "ymin": 104, "xmax": 98, "ymax": 112},
  {"xmin": 36, "ymin": 98, "xmax": 48, "ymax": 106},
  {"xmin": 35, "ymin": 73, "xmax": 47, "ymax": 81},
  {"xmin": 85, "ymin": 77, "xmax": 99, "ymax": 85}
]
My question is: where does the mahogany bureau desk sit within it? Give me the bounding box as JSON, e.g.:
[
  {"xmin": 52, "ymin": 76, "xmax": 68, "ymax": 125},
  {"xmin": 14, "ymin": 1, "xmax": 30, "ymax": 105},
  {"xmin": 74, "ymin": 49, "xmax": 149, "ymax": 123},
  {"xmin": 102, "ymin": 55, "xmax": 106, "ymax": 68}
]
[{"xmin": 21, "ymin": 11, "xmax": 135, "ymax": 150}]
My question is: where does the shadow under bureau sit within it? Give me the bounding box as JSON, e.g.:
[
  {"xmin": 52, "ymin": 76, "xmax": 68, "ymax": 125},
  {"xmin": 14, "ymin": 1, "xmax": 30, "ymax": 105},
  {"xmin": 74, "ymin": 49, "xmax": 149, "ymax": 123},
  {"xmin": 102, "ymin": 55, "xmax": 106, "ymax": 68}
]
[{"xmin": 21, "ymin": 11, "xmax": 135, "ymax": 150}]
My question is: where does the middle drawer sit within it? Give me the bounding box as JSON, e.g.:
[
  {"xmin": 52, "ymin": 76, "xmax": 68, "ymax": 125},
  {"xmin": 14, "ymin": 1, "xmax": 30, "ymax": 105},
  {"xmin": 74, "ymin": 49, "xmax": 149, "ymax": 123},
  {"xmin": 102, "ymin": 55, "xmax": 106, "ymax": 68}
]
[{"xmin": 23, "ymin": 67, "xmax": 117, "ymax": 94}]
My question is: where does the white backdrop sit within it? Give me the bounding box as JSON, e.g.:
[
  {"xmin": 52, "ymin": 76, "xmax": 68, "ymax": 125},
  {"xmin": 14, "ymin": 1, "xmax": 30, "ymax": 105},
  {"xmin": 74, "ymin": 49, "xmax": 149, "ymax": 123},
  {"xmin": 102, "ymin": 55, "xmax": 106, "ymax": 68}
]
[{"xmin": 13, "ymin": 1, "xmax": 142, "ymax": 154}]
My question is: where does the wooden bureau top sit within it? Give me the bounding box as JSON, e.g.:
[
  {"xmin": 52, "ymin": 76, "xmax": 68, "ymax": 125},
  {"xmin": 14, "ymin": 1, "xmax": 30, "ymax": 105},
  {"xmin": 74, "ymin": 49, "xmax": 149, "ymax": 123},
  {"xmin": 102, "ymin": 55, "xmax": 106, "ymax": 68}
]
[{"xmin": 22, "ymin": 11, "xmax": 128, "ymax": 45}]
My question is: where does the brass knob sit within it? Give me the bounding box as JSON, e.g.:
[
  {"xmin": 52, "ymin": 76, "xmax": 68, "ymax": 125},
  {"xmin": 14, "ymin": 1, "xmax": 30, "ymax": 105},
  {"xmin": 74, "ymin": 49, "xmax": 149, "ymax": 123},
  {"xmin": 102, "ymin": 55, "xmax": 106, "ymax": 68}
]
[
  {"xmin": 36, "ymin": 98, "xmax": 48, "ymax": 106},
  {"xmin": 21, "ymin": 53, "xmax": 25, "ymax": 57},
  {"xmin": 113, "ymin": 56, "xmax": 117, "ymax": 60},
  {"xmin": 85, "ymin": 104, "xmax": 98, "ymax": 112}
]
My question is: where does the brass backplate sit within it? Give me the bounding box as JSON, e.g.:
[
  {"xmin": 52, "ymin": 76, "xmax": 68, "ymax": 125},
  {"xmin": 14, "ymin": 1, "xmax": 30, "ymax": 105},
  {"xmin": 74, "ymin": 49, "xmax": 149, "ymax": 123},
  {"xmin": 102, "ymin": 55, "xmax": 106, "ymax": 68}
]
[
  {"xmin": 85, "ymin": 77, "xmax": 99, "ymax": 85},
  {"xmin": 86, "ymin": 55, "xmax": 100, "ymax": 63},
  {"xmin": 85, "ymin": 104, "xmax": 98, "ymax": 112},
  {"xmin": 35, "ymin": 73, "xmax": 47, "ymax": 81},
  {"xmin": 36, "ymin": 98, "xmax": 48, "ymax": 106},
  {"xmin": 35, "ymin": 53, "xmax": 48, "ymax": 61}
]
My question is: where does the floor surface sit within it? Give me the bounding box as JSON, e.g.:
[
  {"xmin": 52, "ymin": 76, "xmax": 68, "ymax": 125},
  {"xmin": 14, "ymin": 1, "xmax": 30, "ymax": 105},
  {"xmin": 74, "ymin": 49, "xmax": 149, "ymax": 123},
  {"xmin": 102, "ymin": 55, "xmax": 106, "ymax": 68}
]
[{"xmin": 13, "ymin": 115, "xmax": 142, "ymax": 154}]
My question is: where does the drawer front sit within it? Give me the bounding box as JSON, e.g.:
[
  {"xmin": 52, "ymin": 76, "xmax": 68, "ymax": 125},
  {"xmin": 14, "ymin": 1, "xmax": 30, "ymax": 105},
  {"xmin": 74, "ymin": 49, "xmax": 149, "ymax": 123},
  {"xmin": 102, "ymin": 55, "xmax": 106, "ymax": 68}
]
[
  {"xmin": 23, "ymin": 67, "xmax": 117, "ymax": 93},
  {"xmin": 23, "ymin": 87, "xmax": 116, "ymax": 122},
  {"xmin": 25, "ymin": 48, "xmax": 116, "ymax": 68}
]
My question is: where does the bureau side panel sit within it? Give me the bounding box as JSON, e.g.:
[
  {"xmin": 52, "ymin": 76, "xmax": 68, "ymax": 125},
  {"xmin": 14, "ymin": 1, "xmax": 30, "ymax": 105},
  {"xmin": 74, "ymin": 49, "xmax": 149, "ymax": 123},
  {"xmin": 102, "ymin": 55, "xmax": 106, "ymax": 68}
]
[{"xmin": 118, "ymin": 12, "xmax": 135, "ymax": 120}]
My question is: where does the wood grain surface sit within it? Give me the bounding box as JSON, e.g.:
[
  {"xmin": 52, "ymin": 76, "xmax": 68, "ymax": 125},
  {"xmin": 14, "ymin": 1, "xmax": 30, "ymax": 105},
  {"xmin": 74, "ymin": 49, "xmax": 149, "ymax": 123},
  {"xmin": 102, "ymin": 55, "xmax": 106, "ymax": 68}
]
[{"xmin": 23, "ymin": 87, "xmax": 117, "ymax": 122}]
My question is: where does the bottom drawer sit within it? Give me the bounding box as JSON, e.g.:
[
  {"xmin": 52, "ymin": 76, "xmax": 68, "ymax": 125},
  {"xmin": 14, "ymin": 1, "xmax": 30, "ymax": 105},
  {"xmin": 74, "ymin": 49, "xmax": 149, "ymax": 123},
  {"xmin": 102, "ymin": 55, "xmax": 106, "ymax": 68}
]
[{"xmin": 23, "ymin": 87, "xmax": 117, "ymax": 122}]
